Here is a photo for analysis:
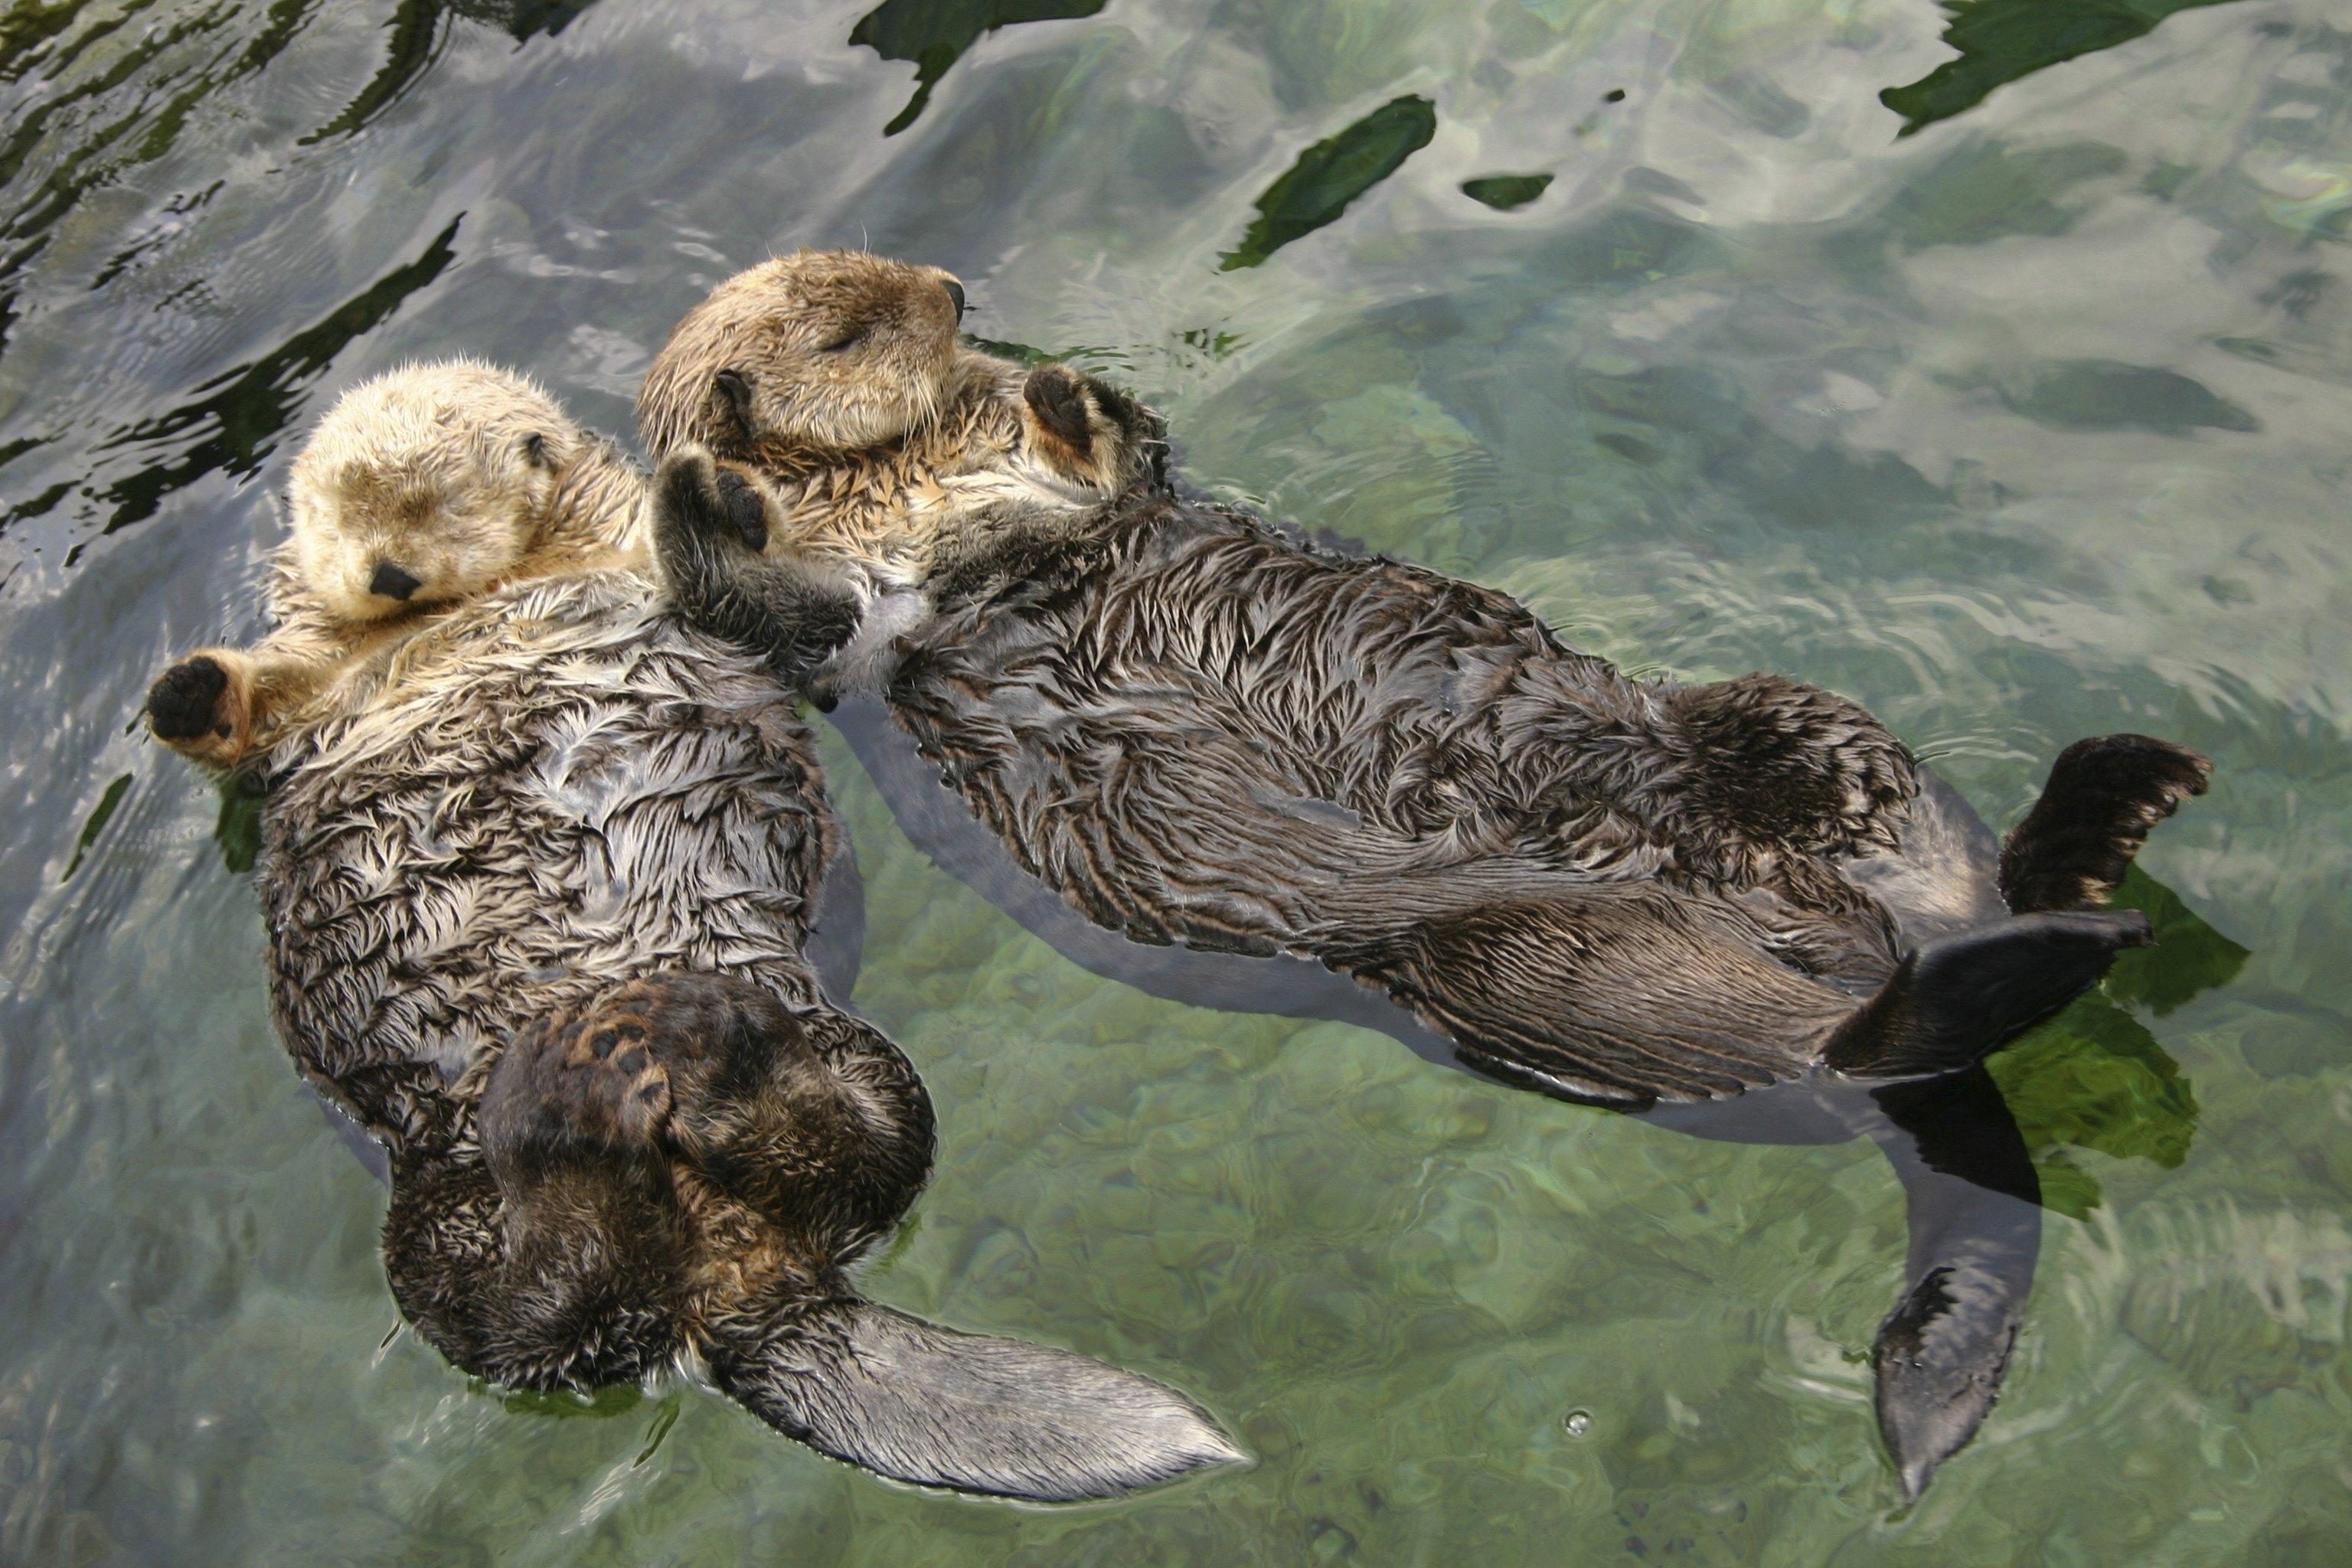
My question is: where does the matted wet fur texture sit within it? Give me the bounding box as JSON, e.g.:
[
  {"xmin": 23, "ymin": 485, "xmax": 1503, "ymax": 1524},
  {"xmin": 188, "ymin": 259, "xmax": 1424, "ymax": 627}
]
[
  {"xmin": 637, "ymin": 250, "xmax": 2210, "ymax": 1110},
  {"xmin": 145, "ymin": 365, "xmax": 1241, "ymax": 1501}
]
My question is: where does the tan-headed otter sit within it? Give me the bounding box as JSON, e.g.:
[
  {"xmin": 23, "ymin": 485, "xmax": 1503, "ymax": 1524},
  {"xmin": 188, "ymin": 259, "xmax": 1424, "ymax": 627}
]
[
  {"xmin": 638, "ymin": 252, "xmax": 2209, "ymax": 1104},
  {"xmin": 633, "ymin": 250, "xmax": 2213, "ymax": 1494},
  {"xmin": 140, "ymin": 361, "xmax": 1242, "ymax": 1501}
]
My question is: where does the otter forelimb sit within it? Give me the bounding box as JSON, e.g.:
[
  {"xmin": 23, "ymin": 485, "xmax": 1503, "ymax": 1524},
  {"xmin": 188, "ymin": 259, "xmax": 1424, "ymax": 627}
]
[{"xmin": 651, "ymin": 446, "xmax": 862, "ymax": 688}]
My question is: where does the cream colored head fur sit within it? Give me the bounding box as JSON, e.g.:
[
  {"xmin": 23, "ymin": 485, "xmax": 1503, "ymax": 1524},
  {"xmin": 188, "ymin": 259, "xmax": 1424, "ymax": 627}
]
[
  {"xmin": 637, "ymin": 250, "xmax": 967, "ymax": 459},
  {"xmin": 289, "ymin": 359, "xmax": 592, "ymax": 624}
]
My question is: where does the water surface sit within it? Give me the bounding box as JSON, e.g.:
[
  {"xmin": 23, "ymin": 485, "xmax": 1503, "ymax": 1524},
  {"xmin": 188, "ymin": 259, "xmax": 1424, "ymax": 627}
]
[{"xmin": 2, "ymin": 1, "xmax": 2347, "ymax": 1562}]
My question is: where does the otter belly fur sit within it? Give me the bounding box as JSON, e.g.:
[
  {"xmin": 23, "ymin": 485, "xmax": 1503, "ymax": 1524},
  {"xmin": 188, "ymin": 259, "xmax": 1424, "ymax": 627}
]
[
  {"xmin": 660, "ymin": 475, "xmax": 2207, "ymax": 1107},
  {"xmin": 259, "ymin": 569, "xmax": 833, "ymax": 1116},
  {"xmin": 242, "ymin": 565, "xmax": 1239, "ymax": 1502}
]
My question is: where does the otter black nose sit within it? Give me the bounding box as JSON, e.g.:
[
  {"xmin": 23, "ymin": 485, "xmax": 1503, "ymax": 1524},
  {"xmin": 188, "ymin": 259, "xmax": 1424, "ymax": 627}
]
[
  {"xmin": 370, "ymin": 562, "xmax": 421, "ymax": 601},
  {"xmin": 942, "ymin": 277, "xmax": 965, "ymax": 323}
]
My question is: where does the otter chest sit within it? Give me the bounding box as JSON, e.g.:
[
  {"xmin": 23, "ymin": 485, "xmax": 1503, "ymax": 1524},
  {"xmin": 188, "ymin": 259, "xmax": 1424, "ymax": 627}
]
[{"xmin": 255, "ymin": 573, "xmax": 831, "ymax": 1117}]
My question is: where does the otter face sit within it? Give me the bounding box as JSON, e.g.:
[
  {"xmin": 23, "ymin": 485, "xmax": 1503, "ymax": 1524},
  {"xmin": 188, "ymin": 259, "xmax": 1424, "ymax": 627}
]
[
  {"xmin": 289, "ymin": 361, "xmax": 585, "ymax": 624},
  {"xmin": 637, "ymin": 250, "xmax": 966, "ymax": 459}
]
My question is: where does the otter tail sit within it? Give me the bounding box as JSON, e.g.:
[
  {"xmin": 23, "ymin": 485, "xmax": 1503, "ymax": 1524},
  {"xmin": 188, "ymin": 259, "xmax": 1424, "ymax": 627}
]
[{"xmin": 1825, "ymin": 909, "xmax": 2152, "ymax": 1079}]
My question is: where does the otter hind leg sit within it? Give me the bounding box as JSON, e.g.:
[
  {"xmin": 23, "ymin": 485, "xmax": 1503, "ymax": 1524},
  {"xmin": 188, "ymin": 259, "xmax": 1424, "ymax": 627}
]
[
  {"xmin": 1825, "ymin": 909, "xmax": 2151, "ymax": 1079},
  {"xmin": 1325, "ymin": 881, "xmax": 1865, "ymax": 1106},
  {"xmin": 389, "ymin": 991, "xmax": 699, "ymax": 1396},
  {"xmin": 1998, "ymin": 734, "xmax": 2211, "ymax": 913}
]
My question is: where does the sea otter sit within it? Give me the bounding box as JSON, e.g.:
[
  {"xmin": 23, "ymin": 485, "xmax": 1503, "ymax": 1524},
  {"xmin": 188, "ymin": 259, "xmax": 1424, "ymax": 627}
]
[
  {"xmin": 141, "ymin": 361, "xmax": 1242, "ymax": 1501},
  {"xmin": 638, "ymin": 253, "xmax": 2209, "ymax": 1105},
  {"xmin": 632, "ymin": 250, "xmax": 2212, "ymax": 1494}
]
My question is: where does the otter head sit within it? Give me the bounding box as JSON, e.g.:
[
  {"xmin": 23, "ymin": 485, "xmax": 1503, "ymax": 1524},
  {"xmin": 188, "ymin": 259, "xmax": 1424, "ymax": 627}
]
[
  {"xmin": 635, "ymin": 250, "xmax": 967, "ymax": 459},
  {"xmin": 289, "ymin": 360, "xmax": 586, "ymax": 624}
]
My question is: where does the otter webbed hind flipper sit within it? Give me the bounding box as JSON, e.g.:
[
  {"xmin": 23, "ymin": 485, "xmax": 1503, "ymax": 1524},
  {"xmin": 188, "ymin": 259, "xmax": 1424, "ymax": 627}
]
[
  {"xmin": 1999, "ymin": 734, "xmax": 2211, "ymax": 913},
  {"xmin": 1864, "ymin": 1067, "xmax": 2041, "ymax": 1501},
  {"xmin": 705, "ymin": 1295, "xmax": 1246, "ymax": 1501},
  {"xmin": 1826, "ymin": 909, "xmax": 2153, "ymax": 1079}
]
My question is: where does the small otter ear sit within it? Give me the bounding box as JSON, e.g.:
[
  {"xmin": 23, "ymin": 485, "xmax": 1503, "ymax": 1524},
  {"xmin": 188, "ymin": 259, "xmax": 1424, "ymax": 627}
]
[
  {"xmin": 707, "ymin": 1296, "xmax": 1243, "ymax": 1501},
  {"xmin": 518, "ymin": 431, "xmax": 552, "ymax": 469},
  {"xmin": 711, "ymin": 369, "xmax": 757, "ymax": 449}
]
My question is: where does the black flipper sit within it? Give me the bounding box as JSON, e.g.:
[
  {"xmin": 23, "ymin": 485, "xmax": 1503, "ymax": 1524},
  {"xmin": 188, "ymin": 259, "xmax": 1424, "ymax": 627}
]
[
  {"xmin": 1999, "ymin": 734, "xmax": 2211, "ymax": 913},
  {"xmin": 1865, "ymin": 1068, "xmax": 2041, "ymax": 1501},
  {"xmin": 1826, "ymin": 909, "xmax": 2152, "ymax": 1078}
]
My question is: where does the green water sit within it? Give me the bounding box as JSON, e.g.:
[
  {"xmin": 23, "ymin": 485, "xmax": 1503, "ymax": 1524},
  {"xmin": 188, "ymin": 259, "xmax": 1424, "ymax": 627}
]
[{"xmin": 2, "ymin": 0, "xmax": 2347, "ymax": 1561}]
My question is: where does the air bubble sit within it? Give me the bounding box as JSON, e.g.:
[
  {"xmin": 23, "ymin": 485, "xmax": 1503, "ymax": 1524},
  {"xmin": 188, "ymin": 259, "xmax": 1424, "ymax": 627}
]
[{"xmin": 1563, "ymin": 1408, "xmax": 1593, "ymax": 1439}]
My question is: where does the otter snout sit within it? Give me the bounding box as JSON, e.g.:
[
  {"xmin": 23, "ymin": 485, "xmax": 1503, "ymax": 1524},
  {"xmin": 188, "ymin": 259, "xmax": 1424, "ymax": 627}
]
[
  {"xmin": 370, "ymin": 561, "xmax": 422, "ymax": 602},
  {"xmin": 940, "ymin": 276, "xmax": 965, "ymax": 323}
]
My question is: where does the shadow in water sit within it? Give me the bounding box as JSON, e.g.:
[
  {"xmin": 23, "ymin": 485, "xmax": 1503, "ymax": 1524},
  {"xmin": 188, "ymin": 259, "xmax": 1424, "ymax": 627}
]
[
  {"xmin": 1882, "ymin": 0, "xmax": 2249, "ymax": 137},
  {"xmin": 850, "ymin": 0, "xmax": 1107, "ymax": 136},
  {"xmin": 1220, "ymin": 94, "xmax": 1436, "ymax": 270},
  {"xmin": 304, "ymin": 0, "xmax": 603, "ymax": 146}
]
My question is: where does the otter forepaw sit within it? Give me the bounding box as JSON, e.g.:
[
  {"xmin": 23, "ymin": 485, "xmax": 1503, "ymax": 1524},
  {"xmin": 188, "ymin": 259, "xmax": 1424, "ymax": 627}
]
[
  {"xmin": 654, "ymin": 446, "xmax": 773, "ymax": 555},
  {"xmin": 147, "ymin": 651, "xmax": 254, "ymax": 768},
  {"xmin": 1021, "ymin": 364, "xmax": 1163, "ymax": 491},
  {"xmin": 482, "ymin": 1002, "xmax": 673, "ymax": 1163},
  {"xmin": 1024, "ymin": 364, "xmax": 1097, "ymax": 448}
]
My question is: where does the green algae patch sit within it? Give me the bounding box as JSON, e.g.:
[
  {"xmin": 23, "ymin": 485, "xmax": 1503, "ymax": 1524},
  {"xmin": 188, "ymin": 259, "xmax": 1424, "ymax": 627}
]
[{"xmin": 1220, "ymin": 95, "xmax": 1437, "ymax": 270}]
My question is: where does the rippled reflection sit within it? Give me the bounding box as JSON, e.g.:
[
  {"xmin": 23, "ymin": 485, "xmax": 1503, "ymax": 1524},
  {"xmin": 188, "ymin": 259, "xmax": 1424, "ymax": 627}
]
[
  {"xmin": 1883, "ymin": 0, "xmax": 2252, "ymax": 136},
  {"xmin": 81, "ymin": 214, "xmax": 461, "ymax": 541}
]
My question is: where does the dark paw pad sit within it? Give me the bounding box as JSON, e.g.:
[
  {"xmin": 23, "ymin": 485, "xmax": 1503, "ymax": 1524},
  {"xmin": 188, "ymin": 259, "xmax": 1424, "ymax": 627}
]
[
  {"xmin": 655, "ymin": 450, "xmax": 769, "ymax": 556},
  {"xmin": 148, "ymin": 655, "xmax": 230, "ymax": 741},
  {"xmin": 1023, "ymin": 364, "xmax": 1096, "ymax": 447}
]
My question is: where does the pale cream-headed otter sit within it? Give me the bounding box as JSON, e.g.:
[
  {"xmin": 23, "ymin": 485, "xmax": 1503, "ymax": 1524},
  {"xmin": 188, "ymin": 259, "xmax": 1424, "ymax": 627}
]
[
  {"xmin": 140, "ymin": 362, "xmax": 1242, "ymax": 1501},
  {"xmin": 635, "ymin": 250, "xmax": 2213, "ymax": 1495},
  {"xmin": 146, "ymin": 360, "xmax": 647, "ymax": 772}
]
